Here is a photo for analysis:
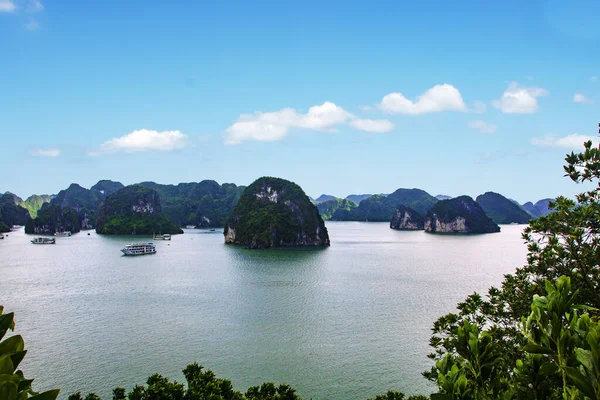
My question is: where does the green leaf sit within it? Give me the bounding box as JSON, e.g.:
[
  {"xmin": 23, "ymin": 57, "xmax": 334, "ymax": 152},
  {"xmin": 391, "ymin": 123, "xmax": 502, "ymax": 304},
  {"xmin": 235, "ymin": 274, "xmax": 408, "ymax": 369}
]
[
  {"xmin": 10, "ymin": 351, "xmax": 27, "ymax": 370},
  {"xmin": 0, "ymin": 380, "xmax": 18, "ymax": 400},
  {"xmin": 0, "ymin": 355, "xmax": 14, "ymax": 375},
  {"xmin": 523, "ymin": 344, "xmax": 553, "ymax": 355},
  {"xmin": 0, "ymin": 336, "xmax": 25, "ymax": 356},
  {"xmin": 566, "ymin": 367, "xmax": 596, "ymax": 400},
  {"xmin": 0, "ymin": 313, "xmax": 15, "ymax": 341},
  {"xmin": 538, "ymin": 362, "xmax": 559, "ymax": 375},
  {"xmin": 29, "ymin": 389, "xmax": 60, "ymax": 400}
]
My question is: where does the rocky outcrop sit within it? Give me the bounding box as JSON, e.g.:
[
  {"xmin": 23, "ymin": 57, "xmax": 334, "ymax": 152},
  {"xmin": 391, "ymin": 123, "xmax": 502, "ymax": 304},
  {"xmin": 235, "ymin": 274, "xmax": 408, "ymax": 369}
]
[
  {"xmin": 224, "ymin": 177, "xmax": 330, "ymax": 249},
  {"xmin": 390, "ymin": 205, "xmax": 424, "ymax": 230},
  {"xmin": 95, "ymin": 185, "xmax": 183, "ymax": 235},
  {"xmin": 25, "ymin": 204, "xmax": 80, "ymax": 234},
  {"xmin": 425, "ymin": 196, "xmax": 500, "ymax": 234}
]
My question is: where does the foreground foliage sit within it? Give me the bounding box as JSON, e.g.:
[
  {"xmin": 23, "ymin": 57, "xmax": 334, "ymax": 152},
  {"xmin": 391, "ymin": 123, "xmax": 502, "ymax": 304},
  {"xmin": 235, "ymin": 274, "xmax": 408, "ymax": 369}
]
[
  {"xmin": 426, "ymin": 128, "xmax": 600, "ymax": 399},
  {"xmin": 0, "ymin": 306, "xmax": 59, "ymax": 400}
]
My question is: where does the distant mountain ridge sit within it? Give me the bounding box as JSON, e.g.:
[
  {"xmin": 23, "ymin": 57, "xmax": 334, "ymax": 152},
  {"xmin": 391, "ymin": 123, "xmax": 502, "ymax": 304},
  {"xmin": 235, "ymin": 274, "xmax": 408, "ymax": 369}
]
[
  {"xmin": 521, "ymin": 198, "xmax": 554, "ymax": 218},
  {"xmin": 316, "ymin": 198, "xmax": 358, "ymax": 220},
  {"xmin": 332, "ymin": 188, "xmax": 438, "ymax": 221},
  {"xmin": 476, "ymin": 192, "xmax": 531, "ymax": 224},
  {"xmin": 314, "ymin": 194, "xmax": 337, "ymax": 203}
]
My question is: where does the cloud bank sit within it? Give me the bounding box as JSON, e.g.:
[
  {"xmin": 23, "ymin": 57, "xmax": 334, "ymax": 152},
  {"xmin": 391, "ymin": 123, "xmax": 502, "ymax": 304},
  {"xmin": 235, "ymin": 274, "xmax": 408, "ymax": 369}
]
[
  {"xmin": 93, "ymin": 129, "xmax": 188, "ymax": 155},
  {"xmin": 492, "ymin": 82, "xmax": 548, "ymax": 114},
  {"xmin": 377, "ymin": 84, "xmax": 467, "ymax": 115},
  {"xmin": 225, "ymin": 101, "xmax": 394, "ymax": 144}
]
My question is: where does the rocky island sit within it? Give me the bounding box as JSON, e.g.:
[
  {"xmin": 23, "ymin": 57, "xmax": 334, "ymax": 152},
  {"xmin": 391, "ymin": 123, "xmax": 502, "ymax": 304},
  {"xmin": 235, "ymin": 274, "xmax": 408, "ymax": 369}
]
[
  {"xmin": 95, "ymin": 185, "xmax": 183, "ymax": 235},
  {"xmin": 390, "ymin": 205, "xmax": 424, "ymax": 230},
  {"xmin": 224, "ymin": 177, "xmax": 330, "ymax": 249},
  {"xmin": 424, "ymin": 196, "xmax": 500, "ymax": 234}
]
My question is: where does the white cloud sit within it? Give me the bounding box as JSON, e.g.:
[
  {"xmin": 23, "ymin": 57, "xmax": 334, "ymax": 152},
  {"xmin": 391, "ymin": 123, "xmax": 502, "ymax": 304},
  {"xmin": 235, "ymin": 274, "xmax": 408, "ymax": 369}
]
[
  {"xmin": 591, "ymin": 76, "xmax": 598, "ymax": 82},
  {"xmin": 30, "ymin": 148, "xmax": 60, "ymax": 157},
  {"xmin": 0, "ymin": 0, "xmax": 16, "ymax": 12},
  {"xmin": 468, "ymin": 120, "xmax": 497, "ymax": 134},
  {"xmin": 471, "ymin": 100, "xmax": 487, "ymax": 114},
  {"xmin": 573, "ymin": 93, "xmax": 593, "ymax": 104},
  {"xmin": 225, "ymin": 101, "xmax": 394, "ymax": 144},
  {"xmin": 93, "ymin": 129, "xmax": 188, "ymax": 154},
  {"xmin": 531, "ymin": 134, "xmax": 599, "ymax": 149},
  {"xmin": 377, "ymin": 84, "xmax": 467, "ymax": 115},
  {"xmin": 492, "ymin": 82, "xmax": 548, "ymax": 114},
  {"xmin": 349, "ymin": 119, "xmax": 395, "ymax": 133}
]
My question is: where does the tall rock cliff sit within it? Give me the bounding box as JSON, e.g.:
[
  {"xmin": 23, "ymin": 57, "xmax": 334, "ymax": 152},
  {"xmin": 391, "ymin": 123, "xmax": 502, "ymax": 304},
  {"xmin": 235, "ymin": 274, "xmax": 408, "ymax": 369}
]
[
  {"xmin": 425, "ymin": 196, "xmax": 500, "ymax": 234},
  {"xmin": 390, "ymin": 205, "xmax": 424, "ymax": 230},
  {"xmin": 224, "ymin": 177, "xmax": 330, "ymax": 249},
  {"xmin": 95, "ymin": 185, "xmax": 183, "ymax": 235}
]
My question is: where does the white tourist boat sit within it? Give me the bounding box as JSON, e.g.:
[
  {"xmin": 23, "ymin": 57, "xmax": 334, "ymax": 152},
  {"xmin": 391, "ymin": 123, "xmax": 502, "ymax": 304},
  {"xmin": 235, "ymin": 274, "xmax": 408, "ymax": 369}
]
[
  {"xmin": 121, "ymin": 242, "xmax": 156, "ymax": 256},
  {"xmin": 185, "ymin": 225, "xmax": 196, "ymax": 229},
  {"xmin": 31, "ymin": 237, "xmax": 56, "ymax": 245},
  {"xmin": 0, "ymin": 233, "xmax": 4, "ymax": 239},
  {"xmin": 54, "ymin": 231, "xmax": 72, "ymax": 237},
  {"xmin": 153, "ymin": 233, "xmax": 172, "ymax": 241}
]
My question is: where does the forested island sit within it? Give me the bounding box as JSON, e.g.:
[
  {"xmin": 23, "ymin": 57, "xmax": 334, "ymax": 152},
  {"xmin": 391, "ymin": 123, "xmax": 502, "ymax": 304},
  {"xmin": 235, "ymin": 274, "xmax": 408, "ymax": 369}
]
[
  {"xmin": 224, "ymin": 177, "xmax": 330, "ymax": 249},
  {"xmin": 95, "ymin": 185, "xmax": 183, "ymax": 235}
]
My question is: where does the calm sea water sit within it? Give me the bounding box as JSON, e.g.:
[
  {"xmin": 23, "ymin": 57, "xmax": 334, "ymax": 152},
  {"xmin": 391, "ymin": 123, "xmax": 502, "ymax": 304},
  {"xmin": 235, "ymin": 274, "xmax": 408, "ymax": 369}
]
[{"xmin": 0, "ymin": 222, "xmax": 528, "ymax": 399}]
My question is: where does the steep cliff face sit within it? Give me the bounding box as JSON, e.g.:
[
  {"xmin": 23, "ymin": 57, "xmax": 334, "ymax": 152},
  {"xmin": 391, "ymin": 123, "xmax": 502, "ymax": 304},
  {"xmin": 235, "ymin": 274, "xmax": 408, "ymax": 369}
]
[
  {"xmin": 95, "ymin": 185, "xmax": 183, "ymax": 235},
  {"xmin": 25, "ymin": 204, "xmax": 81, "ymax": 234},
  {"xmin": 0, "ymin": 193, "xmax": 31, "ymax": 229},
  {"xmin": 390, "ymin": 205, "xmax": 424, "ymax": 230},
  {"xmin": 425, "ymin": 196, "xmax": 500, "ymax": 234},
  {"xmin": 224, "ymin": 177, "xmax": 330, "ymax": 249}
]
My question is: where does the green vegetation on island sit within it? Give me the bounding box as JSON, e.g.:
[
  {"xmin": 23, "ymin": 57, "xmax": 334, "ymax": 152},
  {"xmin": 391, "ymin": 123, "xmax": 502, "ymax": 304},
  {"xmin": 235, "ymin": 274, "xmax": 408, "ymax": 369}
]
[
  {"xmin": 314, "ymin": 194, "xmax": 337, "ymax": 203},
  {"xmin": 25, "ymin": 203, "xmax": 82, "ymax": 234},
  {"xmin": 0, "ymin": 192, "xmax": 31, "ymax": 231},
  {"xmin": 95, "ymin": 185, "xmax": 183, "ymax": 235},
  {"xmin": 475, "ymin": 191, "xmax": 532, "ymax": 224},
  {"xmin": 16, "ymin": 194, "xmax": 53, "ymax": 218},
  {"xmin": 345, "ymin": 193, "xmax": 379, "ymax": 204},
  {"xmin": 332, "ymin": 189, "xmax": 438, "ymax": 222},
  {"xmin": 316, "ymin": 198, "xmax": 358, "ymax": 220},
  {"xmin": 138, "ymin": 180, "xmax": 245, "ymax": 228},
  {"xmin": 224, "ymin": 177, "xmax": 329, "ymax": 249},
  {"xmin": 425, "ymin": 195, "xmax": 500, "ymax": 233}
]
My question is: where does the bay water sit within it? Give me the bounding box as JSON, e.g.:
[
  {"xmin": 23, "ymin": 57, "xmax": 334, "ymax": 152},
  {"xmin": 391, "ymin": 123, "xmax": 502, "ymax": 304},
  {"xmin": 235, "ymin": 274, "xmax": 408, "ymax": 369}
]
[{"xmin": 0, "ymin": 222, "xmax": 528, "ymax": 399}]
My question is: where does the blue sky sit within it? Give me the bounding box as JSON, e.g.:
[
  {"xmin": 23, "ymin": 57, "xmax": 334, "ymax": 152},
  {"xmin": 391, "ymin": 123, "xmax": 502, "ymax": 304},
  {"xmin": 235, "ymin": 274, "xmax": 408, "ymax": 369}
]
[{"xmin": 1, "ymin": 0, "xmax": 598, "ymax": 203}]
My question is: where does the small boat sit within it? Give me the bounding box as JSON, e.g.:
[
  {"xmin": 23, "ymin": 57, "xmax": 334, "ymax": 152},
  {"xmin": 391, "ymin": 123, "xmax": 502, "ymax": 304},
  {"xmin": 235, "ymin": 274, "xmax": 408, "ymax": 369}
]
[
  {"xmin": 87, "ymin": 233, "xmax": 90, "ymax": 236},
  {"xmin": 185, "ymin": 225, "xmax": 196, "ymax": 229},
  {"xmin": 0, "ymin": 234, "xmax": 4, "ymax": 239},
  {"xmin": 209, "ymin": 229, "xmax": 216, "ymax": 232},
  {"xmin": 153, "ymin": 233, "xmax": 172, "ymax": 241},
  {"xmin": 121, "ymin": 242, "xmax": 156, "ymax": 256},
  {"xmin": 31, "ymin": 237, "xmax": 56, "ymax": 245},
  {"xmin": 510, "ymin": 222, "xmax": 519, "ymax": 225},
  {"xmin": 54, "ymin": 231, "xmax": 72, "ymax": 237}
]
